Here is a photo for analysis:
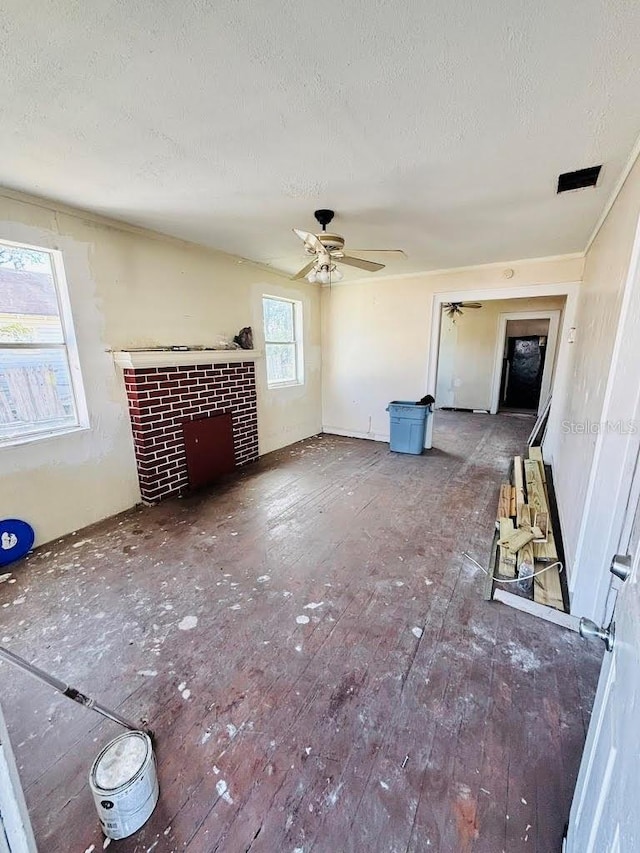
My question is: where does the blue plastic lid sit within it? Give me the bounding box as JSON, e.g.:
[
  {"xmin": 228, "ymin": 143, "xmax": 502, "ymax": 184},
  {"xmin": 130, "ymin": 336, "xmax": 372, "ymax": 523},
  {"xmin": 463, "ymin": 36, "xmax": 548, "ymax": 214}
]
[{"xmin": 0, "ymin": 519, "xmax": 35, "ymax": 567}]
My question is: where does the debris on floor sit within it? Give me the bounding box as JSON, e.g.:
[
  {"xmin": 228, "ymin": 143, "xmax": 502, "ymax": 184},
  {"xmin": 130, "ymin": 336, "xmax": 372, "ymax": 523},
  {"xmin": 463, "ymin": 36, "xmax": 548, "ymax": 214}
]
[{"xmin": 491, "ymin": 446, "xmax": 565, "ymax": 612}]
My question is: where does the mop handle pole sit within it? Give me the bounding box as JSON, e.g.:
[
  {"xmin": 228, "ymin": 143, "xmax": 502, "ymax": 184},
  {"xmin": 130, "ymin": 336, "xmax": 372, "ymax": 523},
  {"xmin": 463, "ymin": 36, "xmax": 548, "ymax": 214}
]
[
  {"xmin": 0, "ymin": 645, "xmax": 69, "ymax": 692},
  {"xmin": 0, "ymin": 646, "xmax": 141, "ymax": 733}
]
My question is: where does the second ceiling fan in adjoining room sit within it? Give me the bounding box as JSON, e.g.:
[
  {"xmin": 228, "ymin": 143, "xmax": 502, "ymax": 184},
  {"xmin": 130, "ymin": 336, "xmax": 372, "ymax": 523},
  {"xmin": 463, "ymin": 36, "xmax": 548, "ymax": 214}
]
[{"xmin": 442, "ymin": 301, "xmax": 483, "ymax": 321}]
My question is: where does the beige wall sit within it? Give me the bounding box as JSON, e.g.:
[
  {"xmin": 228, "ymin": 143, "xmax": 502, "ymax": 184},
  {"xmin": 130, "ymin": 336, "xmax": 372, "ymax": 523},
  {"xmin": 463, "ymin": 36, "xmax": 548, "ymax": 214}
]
[
  {"xmin": 506, "ymin": 318, "xmax": 552, "ymax": 339},
  {"xmin": 322, "ymin": 255, "xmax": 582, "ymax": 440},
  {"xmin": 551, "ymin": 155, "xmax": 640, "ymax": 587},
  {"xmin": 0, "ymin": 192, "xmax": 322, "ymax": 545},
  {"xmin": 435, "ymin": 296, "xmax": 565, "ymax": 411}
]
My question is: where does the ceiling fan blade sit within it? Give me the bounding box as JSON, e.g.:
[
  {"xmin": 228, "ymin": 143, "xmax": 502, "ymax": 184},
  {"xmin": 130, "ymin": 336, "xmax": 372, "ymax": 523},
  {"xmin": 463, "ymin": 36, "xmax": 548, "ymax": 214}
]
[
  {"xmin": 339, "ymin": 255, "xmax": 385, "ymax": 272},
  {"xmin": 347, "ymin": 249, "xmax": 407, "ymax": 257},
  {"xmin": 293, "ymin": 228, "xmax": 325, "ymax": 254},
  {"xmin": 461, "ymin": 302, "xmax": 483, "ymax": 308},
  {"xmin": 291, "ymin": 260, "xmax": 317, "ymax": 281}
]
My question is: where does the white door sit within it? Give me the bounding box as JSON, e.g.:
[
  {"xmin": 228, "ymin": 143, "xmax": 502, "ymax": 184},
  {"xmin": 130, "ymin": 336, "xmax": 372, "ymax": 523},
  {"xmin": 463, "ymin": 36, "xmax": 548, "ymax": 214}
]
[
  {"xmin": 566, "ymin": 465, "xmax": 640, "ymax": 852},
  {"xmin": 0, "ymin": 703, "xmax": 36, "ymax": 853},
  {"xmin": 560, "ymin": 210, "xmax": 640, "ymax": 850}
]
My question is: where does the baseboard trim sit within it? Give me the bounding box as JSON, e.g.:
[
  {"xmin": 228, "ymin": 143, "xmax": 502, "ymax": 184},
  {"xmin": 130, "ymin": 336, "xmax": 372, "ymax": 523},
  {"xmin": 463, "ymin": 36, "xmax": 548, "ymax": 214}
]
[{"xmin": 322, "ymin": 427, "xmax": 390, "ymax": 443}]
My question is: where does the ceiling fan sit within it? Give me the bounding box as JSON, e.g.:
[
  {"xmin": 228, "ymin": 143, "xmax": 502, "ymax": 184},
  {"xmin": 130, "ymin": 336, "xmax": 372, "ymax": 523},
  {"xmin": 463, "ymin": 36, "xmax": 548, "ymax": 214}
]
[
  {"xmin": 291, "ymin": 209, "xmax": 405, "ymax": 283},
  {"xmin": 443, "ymin": 301, "xmax": 483, "ymax": 320}
]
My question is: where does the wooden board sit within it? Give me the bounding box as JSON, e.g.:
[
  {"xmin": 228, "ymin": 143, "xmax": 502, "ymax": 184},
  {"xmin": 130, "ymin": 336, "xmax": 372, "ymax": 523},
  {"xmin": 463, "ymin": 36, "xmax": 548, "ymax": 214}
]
[
  {"xmin": 527, "ymin": 395, "xmax": 551, "ymax": 446},
  {"xmin": 493, "ymin": 588, "xmax": 579, "ymax": 631},
  {"xmin": 533, "ymin": 511, "xmax": 548, "ymax": 541},
  {"xmin": 524, "ymin": 459, "xmax": 558, "ymax": 562},
  {"xmin": 528, "ymin": 446, "xmax": 546, "ymax": 482},
  {"xmin": 497, "ymin": 483, "xmax": 512, "ymax": 521},
  {"xmin": 534, "ymin": 564, "xmax": 564, "ymax": 611},
  {"xmin": 498, "ymin": 517, "xmax": 516, "ymax": 578},
  {"xmin": 509, "ymin": 486, "xmax": 517, "ymax": 518},
  {"xmin": 513, "ymin": 456, "xmax": 527, "ymax": 526},
  {"xmin": 504, "ymin": 527, "xmax": 535, "ymax": 555}
]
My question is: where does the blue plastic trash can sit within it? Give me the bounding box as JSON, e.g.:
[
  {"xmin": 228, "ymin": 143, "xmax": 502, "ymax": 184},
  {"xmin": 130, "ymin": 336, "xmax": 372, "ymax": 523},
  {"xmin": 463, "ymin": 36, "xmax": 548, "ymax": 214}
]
[{"xmin": 386, "ymin": 401, "xmax": 431, "ymax": 455}]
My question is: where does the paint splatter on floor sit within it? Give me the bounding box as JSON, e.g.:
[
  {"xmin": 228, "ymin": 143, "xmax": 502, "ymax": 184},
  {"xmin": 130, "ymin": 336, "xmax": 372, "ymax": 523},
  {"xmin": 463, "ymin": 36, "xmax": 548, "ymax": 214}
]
[
  {"xmin": 504, "ymin": 641, "xmax": 541, "ymax": 672},
  {"xmin": 303, "ymin": 601, "xmax": 324, "ymax": 610},
  {"xmin": 325, "ymin": 782, "xmax": 344, "ymax": 807},
  {"xmin": 296, "ymin": 615, "xmax": 310, "ymax": 625},
  {"xmin": 216, "ymin": 779, "xmax": 233, "ymax": 804},
  {"xmin": 411, "ymin": 626, "xmax": 423, "ymax": 638},
  {"xmin": 178, "ymin": 615, "xmax": 198, "ymax": 630}
]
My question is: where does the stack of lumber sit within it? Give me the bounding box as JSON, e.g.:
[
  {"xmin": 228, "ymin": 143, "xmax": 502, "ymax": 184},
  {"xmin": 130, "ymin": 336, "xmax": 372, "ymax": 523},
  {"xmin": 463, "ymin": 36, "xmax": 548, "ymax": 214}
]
[{"xmin": 494, "ymin": 446, "xmax": 565, "ymax": 612}]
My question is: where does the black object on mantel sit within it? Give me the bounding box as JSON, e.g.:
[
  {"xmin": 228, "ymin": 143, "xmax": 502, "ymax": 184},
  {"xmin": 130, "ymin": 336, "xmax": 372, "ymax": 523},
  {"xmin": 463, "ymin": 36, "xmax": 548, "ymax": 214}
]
[{"xmin": 234, "ymin": 327, "xmax": 253, "ymax": 349}]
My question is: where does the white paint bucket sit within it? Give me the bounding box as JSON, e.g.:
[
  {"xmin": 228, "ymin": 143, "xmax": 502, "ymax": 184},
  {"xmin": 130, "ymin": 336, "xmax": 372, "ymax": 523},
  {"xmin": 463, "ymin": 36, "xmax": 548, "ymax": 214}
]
[{"xmin": 89, "ymin": 732, "xmax": 159, "ymax": 840}]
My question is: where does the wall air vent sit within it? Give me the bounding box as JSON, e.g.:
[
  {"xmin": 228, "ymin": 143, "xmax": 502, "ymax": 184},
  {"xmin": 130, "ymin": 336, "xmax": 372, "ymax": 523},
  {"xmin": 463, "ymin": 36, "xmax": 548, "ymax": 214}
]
[{"xmin": 557, "ymin": 165, "xmax": 602, "ymax": 193}]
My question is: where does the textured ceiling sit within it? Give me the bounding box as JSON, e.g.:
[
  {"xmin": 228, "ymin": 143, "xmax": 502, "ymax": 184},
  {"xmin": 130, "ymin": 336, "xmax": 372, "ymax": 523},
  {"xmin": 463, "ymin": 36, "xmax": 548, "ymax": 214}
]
[{"xmin": 1, "ymin": 0, "xmax": 639, "ymax": 279}]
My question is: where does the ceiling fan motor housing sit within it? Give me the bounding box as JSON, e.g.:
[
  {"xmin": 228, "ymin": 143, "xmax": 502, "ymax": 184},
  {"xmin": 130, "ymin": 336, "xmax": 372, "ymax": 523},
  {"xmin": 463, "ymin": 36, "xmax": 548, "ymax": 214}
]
[{"xmin": 304, "ymin": 232, "xmax": 345, "ymax": 255}]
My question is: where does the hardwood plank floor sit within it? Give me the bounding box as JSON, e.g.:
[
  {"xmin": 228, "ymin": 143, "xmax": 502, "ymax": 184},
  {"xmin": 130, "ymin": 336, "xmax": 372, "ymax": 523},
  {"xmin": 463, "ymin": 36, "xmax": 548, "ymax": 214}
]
[{"xmin": 0, "ymin": 412, "xmax": 602, "ymax": 852}]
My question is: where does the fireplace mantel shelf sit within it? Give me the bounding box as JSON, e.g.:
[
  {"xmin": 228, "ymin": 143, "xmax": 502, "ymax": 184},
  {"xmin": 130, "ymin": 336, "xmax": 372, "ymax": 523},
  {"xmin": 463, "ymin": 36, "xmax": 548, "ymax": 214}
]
[{"xmin": 113, "ymin": 349, "xmax": 263, "ymax": 369}]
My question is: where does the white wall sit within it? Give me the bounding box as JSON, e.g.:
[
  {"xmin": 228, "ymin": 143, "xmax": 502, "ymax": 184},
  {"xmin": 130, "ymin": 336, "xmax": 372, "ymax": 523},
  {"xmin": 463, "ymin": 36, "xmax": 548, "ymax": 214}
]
[
  {"xmin": 0, "ymin": 191, "xmax": 322, "ymax": 546},
  {"xmin": 551, "ymin": 155, "xmax": 640, "ymax": 616},
  {"xmin": 322, "ymin": 256, "xmax": 582, "ymax": 440},
  {"xmin": 435, "ymin": 296, "xmax": 564, "ymax": 411}
]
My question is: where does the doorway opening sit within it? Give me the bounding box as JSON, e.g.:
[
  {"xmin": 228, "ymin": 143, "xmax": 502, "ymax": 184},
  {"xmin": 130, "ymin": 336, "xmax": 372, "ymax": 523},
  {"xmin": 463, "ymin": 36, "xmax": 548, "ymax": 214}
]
[
  {"xmin": 490, "ymin": 309, "xmax": 561, "ymax": 416},
  {"xmin": 433, "ymin": 299, "xmax": 563, "ymax": 415},
  {"xmin": 499, "ymin": 320, "xmax": 550, "ymax": 412},
  {"xmin": 425, "ymin": 284, "xmax": 578, "ymax": 452},
  {"xmin": 501, "ymin": 333, "xmax": 547, "ymax": 411}
]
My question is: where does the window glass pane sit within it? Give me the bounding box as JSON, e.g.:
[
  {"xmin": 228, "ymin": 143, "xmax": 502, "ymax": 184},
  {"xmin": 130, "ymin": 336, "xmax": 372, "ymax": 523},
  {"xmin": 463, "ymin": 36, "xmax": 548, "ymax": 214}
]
[
  {"xmin": 0, "ymin": 348, "xmax": 77, "ymax": 439},
  {"xmin": 263, "ymin": 298, "xmax": 294, "ymax": 343},
  {"xmin": 0, "ymin": 244, "xmax": 63, "ymax": 344},
  {"xmin": 266, "ymin": 343, "xmax": 296, "ymax": 384}
]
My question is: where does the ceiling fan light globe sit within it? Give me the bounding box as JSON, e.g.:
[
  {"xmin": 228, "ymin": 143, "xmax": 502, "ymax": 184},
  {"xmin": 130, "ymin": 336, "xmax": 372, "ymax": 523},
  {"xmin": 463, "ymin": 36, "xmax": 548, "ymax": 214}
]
[
  {"xmin": 332, "ymin": 267, "xmax": 343, "ymax": 282},
  {"xmin": 306, "ymin": 270, "xmax": 318, "ymax": 283},
  {"xmin": 318, "ymin": 269, "xmax": 331, "ymax": 285}
]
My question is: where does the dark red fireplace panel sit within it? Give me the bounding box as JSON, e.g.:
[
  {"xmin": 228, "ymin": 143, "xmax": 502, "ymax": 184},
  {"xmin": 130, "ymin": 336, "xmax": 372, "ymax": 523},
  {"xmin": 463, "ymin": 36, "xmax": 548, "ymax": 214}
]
[
  {"xmin": 123, "ymin": 361, "xmax": 258, "ymax": 503},
  {"xmin": 183, "ymin": 412, "xmax": 236, "ymax": 489}
]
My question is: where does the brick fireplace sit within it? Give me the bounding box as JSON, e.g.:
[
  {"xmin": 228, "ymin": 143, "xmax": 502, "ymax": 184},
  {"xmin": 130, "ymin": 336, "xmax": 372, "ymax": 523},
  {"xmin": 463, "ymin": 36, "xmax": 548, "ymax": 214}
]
[{"xmin": 115, "ymin": 351, "xmax": 259, "ymax": 504}]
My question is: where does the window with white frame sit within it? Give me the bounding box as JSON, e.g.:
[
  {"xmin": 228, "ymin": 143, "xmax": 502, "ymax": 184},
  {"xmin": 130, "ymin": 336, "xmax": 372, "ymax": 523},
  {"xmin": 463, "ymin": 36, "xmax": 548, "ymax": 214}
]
[
  {"xmin": 262, "ymin": 295, "xmax": 304, "ymax": 387},
  {"xmin": 0, "ymin": 239, "xmax": 87, "ymax": 445}
]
